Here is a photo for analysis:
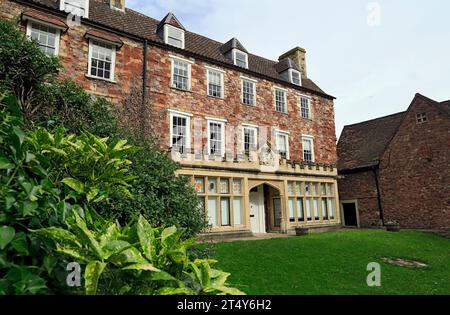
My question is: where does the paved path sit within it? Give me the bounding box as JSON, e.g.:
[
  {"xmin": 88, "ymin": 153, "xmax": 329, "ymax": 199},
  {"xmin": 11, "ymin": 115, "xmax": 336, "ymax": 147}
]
[{"xmin": 200, "ymin": 233, "xmax": 293, "ymax": 244}]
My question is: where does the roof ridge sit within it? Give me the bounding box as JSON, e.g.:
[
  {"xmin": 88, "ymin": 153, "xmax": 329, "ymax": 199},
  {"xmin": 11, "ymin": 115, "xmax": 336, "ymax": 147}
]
[{"xmin": 343, "ymin": 111, "xmax": 406, "ymax": 128}]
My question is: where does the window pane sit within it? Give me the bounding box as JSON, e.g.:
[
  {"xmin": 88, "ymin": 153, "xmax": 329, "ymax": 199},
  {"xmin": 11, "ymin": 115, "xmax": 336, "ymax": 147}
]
[
  {"xmin": 208, "ymin": 178, "xmax": 217, "ymax": 193},
  {"xmin": 90, "ymin": 41, "xmax": 113, "ymax": 80},
  {"xmin": 242, "ymin": 80, "xmax": 255, "ymax": 105},
  {"xmin": 291, "ymin": 71, "xmax": 301, "ymax": 85},
  {"xmin": 233, "ymin": 198, "xmax": 243, "ymax": 225},
  {"xmin": 209, "ymin": 122, "xmax": 223, "ymax": 155},
  {"xmin": 275, "ymin": 89, "xmax": 286, "ymax": 113},
  {"xmin": 288, "ymin": 198, "xmax": 295, "ymax": 222},
  {"xmin": 172, "ymin": 115, "xmax": 188, "ymax": 153},
  {"xmin": 30, "ymin": 23, "xmax": 58, "ymax": 56},
  {"xmin": 322, "ymin": 199, "xmax": 328, "ymax": 220},
  {"xmin": 329, "ymin": 198, "xmax": 335, "ymax": 219},
  {"xmin": 194, "ymin": 177, "xmax": 205, "ymax": 193},
  {"xmin": 297, "ymin": 198, "xmax": 304, "ymax": 221},
  {"xmin": 221, "ymin": 197, "xmax": 230, "ymax": 226},
  {"xmin": 244, "ymin": 128, "xmax": 257, "ymax": 154},
  {"xmin": 313, "ymin": 198, "xmax": 319, "ymax": 220},
  {"xmin": 208, "ymin": 197, "xmax": 218, "ymax": 226},
  {"xmin": 220, "ymin": 178, "xmax": 229, "ymax": 194},
  {"xmin": 305, "ymin": 199, "xmax": 312, "ymax": 220},
  {"xmin": 287, "ymin": 182, "xmax": 294, "ymax": 195},
  {"xmin": 232, "ymin": 179, "xmax": 242, "ymax": 194}
]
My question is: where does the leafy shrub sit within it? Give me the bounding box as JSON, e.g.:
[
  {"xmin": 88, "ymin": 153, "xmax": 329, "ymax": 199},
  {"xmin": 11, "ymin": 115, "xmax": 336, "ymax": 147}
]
[
  {"xmin": 35, "ymin": 214, "xmax": 244, "ymax": 295},
  {"xmin": 0, "ymin": 93, "xmax": 136, "ymax": 294},
  {"xmin": 0, "ymin": 18, "xmax": 60, "ymax": 120}
]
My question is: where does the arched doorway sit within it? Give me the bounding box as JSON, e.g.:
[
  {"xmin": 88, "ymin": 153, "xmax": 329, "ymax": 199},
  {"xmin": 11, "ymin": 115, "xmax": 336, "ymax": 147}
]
[{"xmin": 249, "ymin": 183, "xmax": 282, "ymax": 234}]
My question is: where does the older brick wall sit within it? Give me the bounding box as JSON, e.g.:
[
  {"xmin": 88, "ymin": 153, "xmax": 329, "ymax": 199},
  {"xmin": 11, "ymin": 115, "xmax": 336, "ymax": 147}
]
[
  {"xmin": 338, "ymin": 169, "xmax": 382, "ymax": 227},
  {"xmin": 0, "ymin": 0, "xmax": 337, "ymax": 165},
  {"xmin": 379, "ymin": 96, "xmax": 450, "ymax": 229}
]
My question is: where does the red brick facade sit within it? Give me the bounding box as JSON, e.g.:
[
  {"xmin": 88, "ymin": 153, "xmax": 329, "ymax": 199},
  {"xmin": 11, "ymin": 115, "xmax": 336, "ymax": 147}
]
[
  {"xmin": 0, "ymin": 0, "xmax": 337, "ymax": 165},
  {"xmin": 379, "ymin": 97, "xmax": 450, "ymax": 229},
  {"xmin": 338, "ymin": 94, "xmax": 450, "ymax": 229}
]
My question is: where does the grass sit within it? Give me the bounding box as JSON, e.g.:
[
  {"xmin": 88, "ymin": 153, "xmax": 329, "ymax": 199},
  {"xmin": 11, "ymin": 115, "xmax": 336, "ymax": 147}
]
[{"xmin": 199, "ymin": 230, "xmax": 450, "ymax": 295}]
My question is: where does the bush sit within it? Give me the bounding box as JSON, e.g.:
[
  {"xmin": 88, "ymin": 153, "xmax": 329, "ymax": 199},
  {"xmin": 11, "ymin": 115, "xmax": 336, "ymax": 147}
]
[
  {"xmin": 35, "ymin": 214, "xmax": 244, "ymax": 295},
  {"xmin": 0, "ymin": 18, "xmax": 60, "ymax": 120},
  {"xmin": 0, "ymin": 93, "xmax": 136, "ymax": 294}
]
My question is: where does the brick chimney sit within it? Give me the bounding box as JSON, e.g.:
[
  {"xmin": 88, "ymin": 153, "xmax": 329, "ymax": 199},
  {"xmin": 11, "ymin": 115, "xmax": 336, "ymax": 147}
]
[
  {"xmin": 110, "ymin": 0, "xmax": 125, "ymax": 11},
  {"xmin": 279, "ymin": 47, "xmax": 307, "ymax": 78}
]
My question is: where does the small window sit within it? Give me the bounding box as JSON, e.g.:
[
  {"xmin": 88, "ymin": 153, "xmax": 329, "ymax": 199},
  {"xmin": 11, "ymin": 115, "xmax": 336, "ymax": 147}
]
[
  {"xmin": 88, "ymin": 40, "xmax": 116, "ymax": 81},
  {"xmin": 207, "ymin": 68, "xmax": 224, "ymax": 98},
  {"xmin": 300, "ymin": 96, "xmax": 312, "ymax": 119},
  {"xmin": 171, "ymin": 58, "xmax": 191, "ymax": 91},
  {"xmin": 27, "ymin": 22, "xmax": 60, "ymax": 56},
  {"xmin": 208, "ymin": 120, "xmax": 225, "ymax": 156},
  {"xmin": 233, "ymin": 49, "xmax": 248, "ymax": 68},
  {"xmin": 165, "ymin": 25, "xmax": 184, "ymax": 49},
  {"xmin": 242, "ymin": 79, "xmax": 256, "ymax": 106},
  {"xmin": 416, "ymin": 113, "xmax": 428, "ymax": 124},
  {"xmin": 170, "ymin": 113, "xmax": 191, "ymax": 154},
  {"xmin": 276, "ymin": 131, "xmax": 289, "ymax": 160},
  {"xmin": 302, "ymin": 136, "xmax": 314, "ymax": 163},
  {"xmin": 275, "ymin": 88, "xmax": 287, "ymax": 113},
  {"xmin": 243, "ymin": 126, "xmax": 258, "ymax": 156},
  {"xmin": 290, "ymin": 69, "xmax": 301, "ymax": 85},
  {"xmin": 61, "ymin": 0, "xmax": 89, "ymax": 18}
]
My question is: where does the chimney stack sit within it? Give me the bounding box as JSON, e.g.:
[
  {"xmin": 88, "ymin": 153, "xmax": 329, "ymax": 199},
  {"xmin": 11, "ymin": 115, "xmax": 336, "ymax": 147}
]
[
  {"xmin": 279, "ymin": 47, "xmax": 307, "ymax": 78},
  {"xmin": 110, "ymin": 0, "xmax": 125, "ymax": 11}
]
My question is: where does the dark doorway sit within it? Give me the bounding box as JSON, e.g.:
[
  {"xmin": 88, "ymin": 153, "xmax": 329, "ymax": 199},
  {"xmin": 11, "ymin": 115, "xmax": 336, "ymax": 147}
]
[{"xmin": 343, "ymin": 202, "xmax": 358, "ymax": 227}]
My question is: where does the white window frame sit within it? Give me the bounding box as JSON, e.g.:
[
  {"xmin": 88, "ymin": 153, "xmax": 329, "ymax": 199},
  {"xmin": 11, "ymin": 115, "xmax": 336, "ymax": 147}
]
[
  {"xmin": 416, "ymin": 112, "xmax": 428, "ymax": 124},
  {"xmin": 300, "ymin": 94, "xmax": 312, "ymax": 120},
  {"xmin": 164, "ymin": 24, "xmax": 185, "ymax": 49},
  {"xmin": 26, "ymin": 20, "xmax": 61, "ymax": 57},
  {"xmin": 232, "ymin": 49, "xmax": 248, "ymax": 69},
  {"xmin": 207, "ymin": 119, "xmax": 226, "ymax": 157},
  {"xmin": 170, "ymin": 55, "xmax": 193, "ymax": 91},
  {"xmin": 110, "ymin": 0, "xmax": 125, "ymax": 12},
  {"xmin": 302, "ymin": 135, "xmax": 315, "ymax": 163},
  {"xmin": 274, "ymin": 87, "xmax": 288, "ymax": 113},
  {"xmin": 86, "ymin": 39, "xmax": 117, "ymax": 82},
  {"xmin": 60, "ymin": 0, "xmax": 89, "ymax": 18},
  {"xmin": 241, "ymin": 76, "xmax": 257, "ymax": 106},
  {"xmin": 289, "ymin": 69, "xmax": 302, "ymax": 86},
  {"xmin": 242, "ymin": 125, "xmax": 258, "ymax": 155},
  {"xmin": 206, "ymin": 66, "xmax": 225, "ymax": 99},
  {"xmin": 275, "ymin": 130, "xmax": 290, "ymax": 160},
  {"xmin": 169, "ymin": 109, "xmax": 192, "ymax": 153}
]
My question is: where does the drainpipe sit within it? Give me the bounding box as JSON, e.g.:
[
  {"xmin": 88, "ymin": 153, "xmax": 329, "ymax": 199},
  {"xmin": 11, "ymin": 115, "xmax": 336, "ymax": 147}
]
[
  {"xmin": 372, "ymin": 165, "xmax": 385, "ymax": 226},
  {"xmin": 142, "ymin": 39, "xmax": 148, "ymax": 133}
]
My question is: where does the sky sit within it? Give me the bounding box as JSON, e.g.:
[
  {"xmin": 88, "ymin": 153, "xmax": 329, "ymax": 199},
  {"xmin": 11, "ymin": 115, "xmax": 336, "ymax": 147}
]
[{"xmin": 127, "ymin": 0, "xmax": 450, "ymax": 138}]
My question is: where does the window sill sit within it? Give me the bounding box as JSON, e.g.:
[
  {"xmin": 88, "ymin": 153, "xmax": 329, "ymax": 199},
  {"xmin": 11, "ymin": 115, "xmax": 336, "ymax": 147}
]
[
  {"xmin": 171, "ymin": 86, "xmax": 192, "ymax": 93},
  {"xmin": 85, "ymin": 74, "xmax": 117, "ymax": 84},
  {"xmin": 301, "ymin": 117, "xmax": 313, "ymax": 121},
  {"xmin": 207, "ymin": 94, "xmax": 225, "ymax": 100},
  {"xmin": 242, "ymin": 102, "xmax": 256, "ymax": 107},
  {"xmin": 275, "ymin": 111, "xmax": 289, "ymax": 115}
]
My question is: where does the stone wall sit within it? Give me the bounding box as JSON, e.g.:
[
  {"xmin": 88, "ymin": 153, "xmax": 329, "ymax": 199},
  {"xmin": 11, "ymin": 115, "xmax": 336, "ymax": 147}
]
[
  {"xmin": 338, "ymin": 169, "xmax": 382, "ymax": 227},
  {"xmin": 379, "ymin": 96, "xmax": 450, "ymax": 229}
]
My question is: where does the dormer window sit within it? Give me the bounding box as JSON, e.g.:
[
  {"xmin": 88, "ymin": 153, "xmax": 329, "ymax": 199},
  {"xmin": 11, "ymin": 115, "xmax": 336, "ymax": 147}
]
[
  {"xmin": 289, "ymin": 69, "xmax": 301, "ymax": 86},
  {"xmin": 165, "ymin": 24, "xmax": 185, "ymax": 49},
  {"xmin": 233, "ymin": 49, "xmax": 248, "ymax": 69},
  {"xmin": 157, "ymin": 12, "xmax": 186, "ymax": 49},
  {"xmin": 60, "ymin": 0, "xmax": 89, "ymax": 18}
]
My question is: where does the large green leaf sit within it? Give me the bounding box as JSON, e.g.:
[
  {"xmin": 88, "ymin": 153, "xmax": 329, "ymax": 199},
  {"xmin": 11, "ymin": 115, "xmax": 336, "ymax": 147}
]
[
  {"xmin": 108, "ymin": 247, "xmax": 148, "ymax": 266},
  {"xmin": 85, "ymin": 261, "xmax": 106, "ymax": 295},
  {"xmin": 11, "ymin": 232, "xmax": 29, "ymax": 256},
  {"xmin": 56, "ymin": 245, "xmax": 93, "ymax": 263},
  {"xmin": 22, "ymin": 201, "xmax": 38, "ymax": 216},
  {"xmin": 61, "ymin": 178, "xmax": 84, "ymax": 193},
  {"xmin": 122, "ymin": 263, "xmax": 160, "ymax": 272},
  {"xmin": 161, "ymin": 226, "xmax": 177, "ymax": 245},
  {"xmin": 137, "ymin": 215, "xmax": 156, "ymax": 262},
  {"xmin": 0, "ymin": 157, "xmax": 14, "ymax": 170},
  {"xmin": 33, "ymin": 227, "xmax": 81, "ymax": 247},
  {"xmin": 0, "ymin": 226, "xmax": 15, "ymax": 250},
  {"xmin": 72, "ymin": 212, "xmax": 104, "ymax": 259},
  {"xmin": 156, "ymin": 287, "xmax": 196, "ymax": 295}
]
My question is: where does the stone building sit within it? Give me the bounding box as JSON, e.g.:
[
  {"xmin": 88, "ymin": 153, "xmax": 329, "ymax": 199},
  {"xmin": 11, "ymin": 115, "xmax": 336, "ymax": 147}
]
[
  {"xmin": 338, "ymin": 94, "xmax": 450, "ymax": 229},
  {"xmin": 1, "ymin": 0, "xmax": 341, "ymax": 236}
]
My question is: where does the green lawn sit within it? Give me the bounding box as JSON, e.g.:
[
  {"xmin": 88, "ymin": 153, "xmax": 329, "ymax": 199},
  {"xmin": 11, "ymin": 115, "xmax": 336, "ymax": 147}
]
[{"xmin": 200, "ymin": 230, "xmax": 450, "ymax": 295}]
